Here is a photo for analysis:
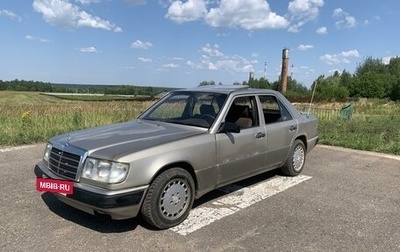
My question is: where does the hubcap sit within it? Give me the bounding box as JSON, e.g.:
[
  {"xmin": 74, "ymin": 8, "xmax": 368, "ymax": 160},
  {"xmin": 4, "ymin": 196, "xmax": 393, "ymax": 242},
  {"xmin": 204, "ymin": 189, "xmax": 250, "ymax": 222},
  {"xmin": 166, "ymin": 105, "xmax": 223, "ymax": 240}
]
[
  {"xmin": 293, "ymin": 145, "xmax": 305, "ymax": 172},
  {"xmin": 160, "ymin": 179, "xmax": 190, "ymax": 220}
]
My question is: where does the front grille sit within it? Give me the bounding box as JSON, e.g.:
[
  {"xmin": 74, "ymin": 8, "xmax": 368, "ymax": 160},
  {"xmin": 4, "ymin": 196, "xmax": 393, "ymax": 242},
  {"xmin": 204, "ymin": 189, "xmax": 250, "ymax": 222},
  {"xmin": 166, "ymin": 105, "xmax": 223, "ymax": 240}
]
[{"xmin": 48, "ymin": 147, "xmax": 82, "ymax": 180}]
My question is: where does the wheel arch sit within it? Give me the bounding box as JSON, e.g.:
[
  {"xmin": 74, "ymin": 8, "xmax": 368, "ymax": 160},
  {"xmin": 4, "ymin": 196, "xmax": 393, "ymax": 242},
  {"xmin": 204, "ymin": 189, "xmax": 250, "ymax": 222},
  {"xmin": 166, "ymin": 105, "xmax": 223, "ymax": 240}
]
[
  {"xmin": 295, "ymin": 135, "xmax": 307, "ymax": 152},
  {"xmin": 150, "ymin": 162, "xmax": 198, "ymax": 193}
]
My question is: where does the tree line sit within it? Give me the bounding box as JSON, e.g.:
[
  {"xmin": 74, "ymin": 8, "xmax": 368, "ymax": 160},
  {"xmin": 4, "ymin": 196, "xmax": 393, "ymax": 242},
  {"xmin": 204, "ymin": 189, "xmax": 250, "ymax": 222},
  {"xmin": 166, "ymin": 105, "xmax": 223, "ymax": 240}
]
[
  {"xmin": 312, "ymin": 57, "xmax": 400, "ymax": 101},
  {"xmin": 0, "ymin": 80, "xmax": 172, "ymax": 98},
  {"xmin": 2, "ymin": 56, "xmax": 399, "ymax": 101},
  {"xmin": 199, "ymin": 56, "xmax": 400, "ymax": 101}
]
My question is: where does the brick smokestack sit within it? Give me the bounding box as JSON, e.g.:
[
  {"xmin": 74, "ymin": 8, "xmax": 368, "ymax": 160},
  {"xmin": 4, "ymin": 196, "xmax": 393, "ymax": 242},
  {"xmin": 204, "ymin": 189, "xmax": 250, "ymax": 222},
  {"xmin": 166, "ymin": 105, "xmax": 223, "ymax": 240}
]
[{"xmin": 280, "ymin": 48, "xmax": 289, "ymax": 94}]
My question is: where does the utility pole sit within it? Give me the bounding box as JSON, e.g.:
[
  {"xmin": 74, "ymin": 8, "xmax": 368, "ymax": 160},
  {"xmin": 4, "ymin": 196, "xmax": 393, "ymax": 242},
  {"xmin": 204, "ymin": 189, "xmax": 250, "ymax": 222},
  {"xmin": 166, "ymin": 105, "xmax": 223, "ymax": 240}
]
[
  {"xmin": 264, "ymin": 61, "xmax": 267, "ymax": 79},
  {"xmin": 280, "ymin": 48, "xmax": 289, "ymax": 94}
]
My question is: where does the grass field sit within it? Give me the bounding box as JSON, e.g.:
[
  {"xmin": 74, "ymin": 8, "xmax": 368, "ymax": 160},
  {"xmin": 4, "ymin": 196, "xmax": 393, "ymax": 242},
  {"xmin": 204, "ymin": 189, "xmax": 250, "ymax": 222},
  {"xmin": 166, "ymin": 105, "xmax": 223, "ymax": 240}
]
[
  {"xmin": 0, "ymin": 92, "xmax": 153, "ymax": 146},
  {"xmin": 1, "ymin": 91, "xmax": 399, "ymax": 155},
  {"xmin": 298, "ymin": 100, "xmax": 400, "ymax": 155}
]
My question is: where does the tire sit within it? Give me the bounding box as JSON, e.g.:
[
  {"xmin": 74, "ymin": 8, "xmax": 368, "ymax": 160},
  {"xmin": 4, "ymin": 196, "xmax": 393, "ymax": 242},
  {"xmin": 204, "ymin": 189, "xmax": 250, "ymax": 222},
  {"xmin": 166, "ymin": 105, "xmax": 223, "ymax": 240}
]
[
  {"xmin": 281, "ymin": 139, "xmax": 306, "ymax": 176},
  {"xmin": 141, "ymin": 168, "xmax": 195, "ymax": 229}
]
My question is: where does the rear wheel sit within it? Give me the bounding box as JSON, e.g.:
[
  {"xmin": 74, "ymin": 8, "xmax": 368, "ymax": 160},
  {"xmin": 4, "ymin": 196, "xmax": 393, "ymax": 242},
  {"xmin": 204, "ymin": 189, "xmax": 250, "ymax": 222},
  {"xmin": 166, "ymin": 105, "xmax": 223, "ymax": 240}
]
[
  {"xmin": 281, "ymin": 139, "xmax": 306, "ymax": 176},
  {"xmin": 141, "ymin": 168, "xmax": 195, "ymax": 229}
]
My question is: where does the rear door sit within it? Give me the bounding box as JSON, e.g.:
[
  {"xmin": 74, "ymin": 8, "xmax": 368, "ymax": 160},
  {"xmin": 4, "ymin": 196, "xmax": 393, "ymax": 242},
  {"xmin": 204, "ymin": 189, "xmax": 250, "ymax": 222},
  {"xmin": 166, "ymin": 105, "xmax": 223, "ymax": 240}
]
[{"xmin": 259, "ymin": 95, "xmax": 297, "ymax": 168}]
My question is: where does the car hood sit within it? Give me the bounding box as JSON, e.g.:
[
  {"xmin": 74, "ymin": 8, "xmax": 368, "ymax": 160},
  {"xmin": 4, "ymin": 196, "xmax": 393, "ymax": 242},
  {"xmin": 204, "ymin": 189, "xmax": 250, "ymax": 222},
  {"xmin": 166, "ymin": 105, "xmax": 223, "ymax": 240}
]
[{"xmin": 50, "ymin": 119, "xmax": 205, "ymax": 159}]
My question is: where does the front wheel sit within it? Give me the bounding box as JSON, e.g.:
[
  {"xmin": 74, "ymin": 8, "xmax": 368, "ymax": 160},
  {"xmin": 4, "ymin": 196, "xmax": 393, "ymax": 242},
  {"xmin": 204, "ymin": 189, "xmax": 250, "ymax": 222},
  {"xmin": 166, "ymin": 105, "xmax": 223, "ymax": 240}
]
[
  {"xmin": 141, "ymin": 168, "xmax": 195, "ymax": 229},
  {"xmin": 281, "ymin": 139, "xmax": 306, "ymax": 176}
]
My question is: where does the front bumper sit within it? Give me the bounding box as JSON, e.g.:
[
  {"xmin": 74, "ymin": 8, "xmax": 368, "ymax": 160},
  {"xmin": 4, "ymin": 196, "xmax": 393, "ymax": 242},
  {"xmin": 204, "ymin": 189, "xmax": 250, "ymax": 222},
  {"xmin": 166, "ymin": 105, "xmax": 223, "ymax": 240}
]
[{"xmin": 34, "ymin": 163, "xmax": 147, "ymax": 220}]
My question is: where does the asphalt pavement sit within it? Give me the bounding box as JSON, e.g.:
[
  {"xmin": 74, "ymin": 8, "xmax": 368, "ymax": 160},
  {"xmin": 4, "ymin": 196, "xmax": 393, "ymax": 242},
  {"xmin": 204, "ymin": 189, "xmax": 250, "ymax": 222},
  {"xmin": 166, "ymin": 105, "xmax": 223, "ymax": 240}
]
[{"xmin": 0, "ymin": 144, "xmax": 399, "ymax": 252}]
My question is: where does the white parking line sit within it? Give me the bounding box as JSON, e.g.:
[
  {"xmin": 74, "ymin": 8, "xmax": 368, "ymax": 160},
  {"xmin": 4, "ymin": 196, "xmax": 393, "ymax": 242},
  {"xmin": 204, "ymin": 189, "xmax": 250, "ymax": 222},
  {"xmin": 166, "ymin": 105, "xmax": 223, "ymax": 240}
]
[
  {"xmin": 0, "ymin": 145, "xmax": 37, "ymax": 153},
  {"xmin": 170, "ymin": 175, "xmax": 312, "ymax": 236}
]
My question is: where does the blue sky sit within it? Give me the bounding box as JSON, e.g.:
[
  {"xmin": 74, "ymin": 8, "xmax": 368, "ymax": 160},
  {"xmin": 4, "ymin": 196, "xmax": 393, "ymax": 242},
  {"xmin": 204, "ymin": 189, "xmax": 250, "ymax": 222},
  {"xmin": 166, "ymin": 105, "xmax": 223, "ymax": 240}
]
[{"xmin": 1, "ymin": 0, "xmax": 399, "ymax": 88}]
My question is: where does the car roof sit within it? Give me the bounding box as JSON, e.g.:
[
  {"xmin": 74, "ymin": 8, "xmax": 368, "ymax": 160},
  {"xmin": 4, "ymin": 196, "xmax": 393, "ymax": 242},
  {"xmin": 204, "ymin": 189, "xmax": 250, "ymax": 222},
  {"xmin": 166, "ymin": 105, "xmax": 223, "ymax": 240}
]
[{"xmin": 174, "ymin": 85, "xmax": 282, "ymax": 96}]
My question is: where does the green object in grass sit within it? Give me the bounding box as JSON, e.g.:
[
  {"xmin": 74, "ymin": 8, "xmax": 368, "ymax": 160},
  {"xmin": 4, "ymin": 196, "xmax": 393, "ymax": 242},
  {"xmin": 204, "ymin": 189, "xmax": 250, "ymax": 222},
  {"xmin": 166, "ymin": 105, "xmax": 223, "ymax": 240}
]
[{"xmin": 340, "ymin": 103, "xmax": 354, "ymax": 119}]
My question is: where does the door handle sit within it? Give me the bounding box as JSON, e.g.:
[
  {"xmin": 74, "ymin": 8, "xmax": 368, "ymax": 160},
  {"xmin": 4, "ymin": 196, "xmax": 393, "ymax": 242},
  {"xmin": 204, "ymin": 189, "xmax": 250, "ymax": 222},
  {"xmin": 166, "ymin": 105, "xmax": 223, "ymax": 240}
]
[
  {"xmin": 289, "ymin": 125, "xmax": 297, "ymax": 131},
  {"xmin": 255, "ymin": 132, "xmax": 266, "ymax": 139}
]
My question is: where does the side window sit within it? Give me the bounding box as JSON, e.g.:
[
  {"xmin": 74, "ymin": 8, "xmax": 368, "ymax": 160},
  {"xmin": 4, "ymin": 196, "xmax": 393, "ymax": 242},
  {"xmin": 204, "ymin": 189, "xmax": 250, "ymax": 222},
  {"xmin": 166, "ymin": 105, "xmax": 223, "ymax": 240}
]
[
  {"xmin": 259, "ymin": 95, "xmax": 293, "ymax": 124},
  {"xmin": 192, "ymin": 93, "xmax": 226, "ymax": 117},
  {"xmin": 225, "ymin": 96, "xmax": 259, "ymax": 129}
]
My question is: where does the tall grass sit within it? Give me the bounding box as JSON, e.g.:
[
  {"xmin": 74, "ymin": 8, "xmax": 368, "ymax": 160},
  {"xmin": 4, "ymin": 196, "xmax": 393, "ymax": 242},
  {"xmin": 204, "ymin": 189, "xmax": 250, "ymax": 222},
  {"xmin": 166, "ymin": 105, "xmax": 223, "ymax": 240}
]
[
  {"xmin": 300, "ymin": 100, "xmax": 400, "ymax": 155},
  {"xmin": 1, "ymin": 92, "xmax": 399, "ymax": 155},
  {"xmin": 0, "ymin": 94, "xmax": 153, "ymax": 146},
  {"xmin": 319, "ymin": 116, "xmax": 400, "ymax": 154}
]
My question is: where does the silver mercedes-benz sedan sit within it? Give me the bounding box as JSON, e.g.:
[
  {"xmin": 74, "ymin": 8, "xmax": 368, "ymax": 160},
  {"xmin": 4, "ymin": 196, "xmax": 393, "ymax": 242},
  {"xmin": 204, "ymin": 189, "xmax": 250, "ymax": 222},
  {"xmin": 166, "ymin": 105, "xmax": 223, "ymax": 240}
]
[{"xmin": 34, "ymin": 86, "xmax": 318, "ymax": 229}]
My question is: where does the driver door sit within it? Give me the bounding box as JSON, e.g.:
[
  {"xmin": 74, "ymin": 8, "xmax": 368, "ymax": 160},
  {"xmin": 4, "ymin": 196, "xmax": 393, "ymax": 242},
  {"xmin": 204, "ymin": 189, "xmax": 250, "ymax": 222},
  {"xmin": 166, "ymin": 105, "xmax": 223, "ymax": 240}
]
[{"xmin": 215, "ymin": 95, "xmax": 267, "ymax": 186}]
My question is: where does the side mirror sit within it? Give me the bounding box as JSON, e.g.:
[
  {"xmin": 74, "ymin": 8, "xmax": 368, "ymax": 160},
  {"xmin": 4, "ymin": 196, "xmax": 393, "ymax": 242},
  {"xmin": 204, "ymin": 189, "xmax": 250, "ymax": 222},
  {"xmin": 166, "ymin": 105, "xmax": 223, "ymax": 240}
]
[{"xmin": 218, "ymin": 122, "xmax": 240, "ymax": 133}]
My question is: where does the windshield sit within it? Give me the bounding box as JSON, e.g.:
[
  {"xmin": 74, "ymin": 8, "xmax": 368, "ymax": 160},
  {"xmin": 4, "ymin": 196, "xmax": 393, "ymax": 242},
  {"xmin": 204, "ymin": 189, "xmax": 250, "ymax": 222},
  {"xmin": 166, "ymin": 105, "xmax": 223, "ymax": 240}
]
[{"xmin": 140, "ymin": 91, "xmax": 227, "ymax": 128}]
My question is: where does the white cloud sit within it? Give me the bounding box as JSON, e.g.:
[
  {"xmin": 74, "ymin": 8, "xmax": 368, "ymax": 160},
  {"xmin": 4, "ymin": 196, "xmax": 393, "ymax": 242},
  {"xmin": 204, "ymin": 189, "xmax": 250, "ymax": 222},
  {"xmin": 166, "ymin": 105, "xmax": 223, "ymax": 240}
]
[
  {"xmin": 216, "ymin": 59, "xmax": 256, "ymax": 71},
  {"xmin": 25, "ymin": 35, "xmax": 50, "ymax": 43},
  {"xmin": 138, "ymin": 57, "xmax": 153, "ymax": 63},
  {"xmin": 382, "ymin": 56, "xmax": 400, "ymax": 65},
  {"xmin": 165, "ymin": 0, "xmax": 207, "ymax": 23},
  {"xmin": 287, "ymin": 0, "xmax": 324, "ymax": 32},
  {"xmin": 216, "ymin": 32, "xmax": 230, "ymax": 37},
  {"xmin": 186, "ymin": 60, "xmax": 196, "ymax": 68},
  {"xmin": 75, "ymin": 0, "xmax": 101, "ymax": 4},
  {"xmin": 320, "ymin": 55, "xmax": 338, "ymax": 64},
  {"xmin": 0, "ymin": 9, "xmax": 22, "ymax": 21},
  {"xmin": 165, "ymin": 0, "xmax": 328, "ymax": 32},
  {"xmin": 131, "ymin": 40, "xmax": 153, "ymax": 49},
  {"xmin": 163, "ymin": 63, "xmax": 180, "ymax": 68},
  {"xmin": 365, "ymin": 15, "xmax": 381, "ymax": 25},
  {"xmin": 320, "ymin": 50, "xmax": 360, "ymax": 65},
  {"xmin": 341, "ymin": 50, "xmax": 360, "ymax": 58},
  {"xmin": 332, "ymin": 8, "xmax": 343, "ymax": 17},
  {"xmin": 201, "ymin": 44, "xmax": 224, "ymax": 57},
  {"xmin": 187, "ymin": 44, "xmax": 256, "ymax": 73},
  {"xmin": 316, "ymin": 26, "xmax": 327, "ymax": 35},
  {"xmin": 79, "ymin": 46, "xmax": 97, "ymax": 53},
  {"xmin": 113, "ymin": 27, "xmax": 123, "ymax": 33},
  {"xmin": 205, "ymin": 0, "xmax": 288, "ymax": 30},
  {"xmin": 332, "ymin": 8, "xmax": 357, "ymax": 29},
  {"xmin": 290, "ymin": 65, "xmax": 315, "ymax": 79},
  {"xmin": 165, "ymin": 0, "xmax": 288, "ymax": 30},
  {"xmin": 297, "ymin": 44, "xmax": 314, "ymax": 51},
  {"xmin": 204, "ymin": 61, "xmax": 218, "ymax": 71},
  {"xmin": 32, "ymin": 0, "xmax": 122, "ymax": 32}
]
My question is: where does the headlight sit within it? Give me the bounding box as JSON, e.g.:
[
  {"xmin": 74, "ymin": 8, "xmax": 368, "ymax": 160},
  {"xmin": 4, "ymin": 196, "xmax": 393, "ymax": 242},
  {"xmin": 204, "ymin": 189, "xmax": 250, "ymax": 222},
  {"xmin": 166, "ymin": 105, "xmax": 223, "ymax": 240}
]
[
  {"xmin": 43, "ymin": 143, "xmax": 52, "ymax": 163},
  {"xmin": 81, "ymin": 157, "xmax": 129, "ymax": 183}
]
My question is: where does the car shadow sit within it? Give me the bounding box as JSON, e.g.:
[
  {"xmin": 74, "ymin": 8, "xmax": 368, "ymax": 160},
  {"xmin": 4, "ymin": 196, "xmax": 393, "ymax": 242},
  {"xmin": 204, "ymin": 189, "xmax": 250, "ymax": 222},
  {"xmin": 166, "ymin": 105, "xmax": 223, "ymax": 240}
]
[
  {"xmin": 40, "ymin": 168, "xmax": 281, "ymax": 233},
  {"xmin": 41, "ymin": 193, "xmax": 143, "ymax": 233},
  {"xmin": 192, "ymin": 169, "xmax": 280, "ymax": 208}
]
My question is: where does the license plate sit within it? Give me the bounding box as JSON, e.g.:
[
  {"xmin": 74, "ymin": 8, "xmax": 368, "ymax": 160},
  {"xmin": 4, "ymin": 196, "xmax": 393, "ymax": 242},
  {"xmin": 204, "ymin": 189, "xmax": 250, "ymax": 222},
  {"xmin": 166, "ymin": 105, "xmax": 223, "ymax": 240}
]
[{"xmin": 36, "ymin": 178, "xmax": 74, "ymax": 195}]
